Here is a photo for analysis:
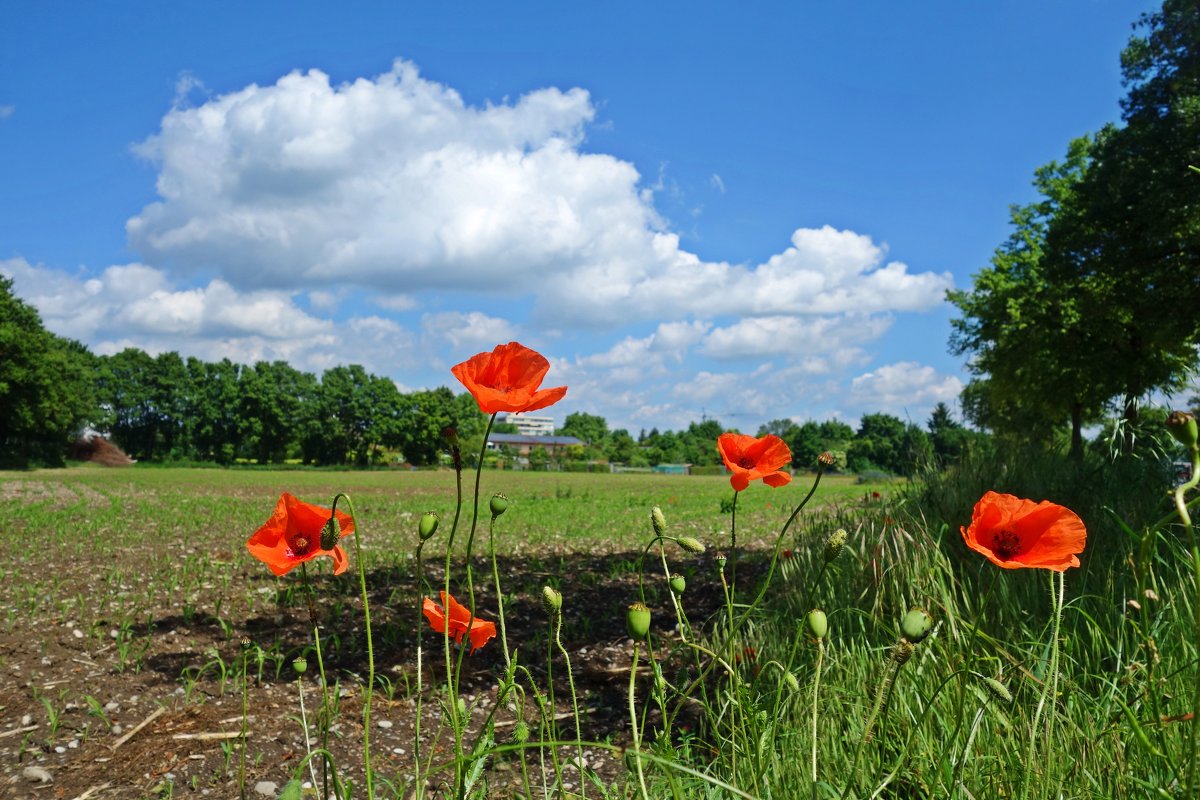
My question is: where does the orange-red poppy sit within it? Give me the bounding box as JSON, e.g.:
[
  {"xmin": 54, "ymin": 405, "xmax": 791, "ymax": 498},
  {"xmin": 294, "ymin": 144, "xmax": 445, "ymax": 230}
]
[
  {"xmin": 246, "ymin": 493, "xmax": 354, "ymax": 576},
  {"xmin": 451, "ymin": 341, "xmax": 567, "ymax": 415},
  {"xmin": 717, "ymin": 433, "xmax": 792, "ymax": 492},
  {"xmin": 960, "ymin": 491, "xmax": 1086, "ymax": 572},
  {"xmin": 422, "ymin": 591, "xmax": 497, "ymax": 653}
]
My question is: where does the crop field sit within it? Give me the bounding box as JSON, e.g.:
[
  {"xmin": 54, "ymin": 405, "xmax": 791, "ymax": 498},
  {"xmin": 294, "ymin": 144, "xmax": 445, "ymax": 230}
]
[
  {"xmin": 1, "ymin": 459, "xmax": 1197, "ymax": 800},
  {"xmin": 0, "ymin": 465, "xmax": 873, "ymax": 797}
]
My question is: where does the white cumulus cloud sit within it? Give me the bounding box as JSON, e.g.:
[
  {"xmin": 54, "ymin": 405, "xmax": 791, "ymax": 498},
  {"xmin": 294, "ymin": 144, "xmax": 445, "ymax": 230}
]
[{"xmin": 849, "ymin": 361, "xmax": 964, "ymax": 415}]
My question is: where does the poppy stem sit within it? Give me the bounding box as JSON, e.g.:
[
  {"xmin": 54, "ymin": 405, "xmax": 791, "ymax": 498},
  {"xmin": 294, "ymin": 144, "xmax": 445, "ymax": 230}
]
[
  {"xmin": 810, "ymin": 637, "xmax": 824, "ymax": 788},
  {"xmin": 413, "ymin": 541, "xmax": 426, "ymax": 800},
  {"xmin": 300, "ymin": 560, "xmax": 332, "ymax": 800},
  {"xmin": 552, "ymin": 605, "xmax": 586, "ymax": 797},
  {"xmin": 336, "ymin": 493, "xmax": 375, "ymax": 800},
  {"xmin": 1021, "ymin": 569, "xmax": 1064, "ymax": 800},
  {"xmin": 1173, "ymin": 440, "xmax": 1200, "ymax": 794},
  {"xmin": 628, "ymin": 641, "xmax": 651, "ymax": 800}
]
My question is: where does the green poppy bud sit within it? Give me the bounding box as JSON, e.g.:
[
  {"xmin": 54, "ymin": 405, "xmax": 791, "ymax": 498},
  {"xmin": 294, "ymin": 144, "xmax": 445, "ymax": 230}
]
[
  {"xmin": 675, "ymin": 536, "xmax": 705, "ymax": 555},
  {"xmin": 669, "ymin": 573, "xmax": 686, "ymax": 595},
  {"xmin": 626, "ymin": 602, "xmax": 651, "ymax": 640},
  {"xmin": 542, "ymin": 585, "xmax": 562, "ymax": 615},
  {"xmin": 783, "ymin": 670, "xmax": 800, "ymax": 693},
  {"xmin": 891, "ymin": 640, "xmax": 915, "ymax": 665},
  {"xmin": 1167, "ymin": 411, "xmax": 1199, "ymax": 450},
  {"xmin": 292, "ymin": 656, "xmax": 308, "ymax": 675},
  {"xmin": 900, "ymin": 608, "xmax": 934, "ymax": 644},
  {"xmin": 806, "ymin": 609, "xmax": 828, "ymax": 641},
  {"xmin": 651, "ymin": 506, "xmax": 667, "ymax": 537},
  {"xmin": 490, "ymin": 493, "xmax": 509, "ymax": 517},
  {"xmin": 418, "ymin": 511, "xmax": 439, "ymax": 541},
  {"xmin": 456, "ymin": 697, "xmax": 468, "ymax": 720},
  {"xmin": 823, "ymin": 529, "xmax": 847, "ymax": 563},
  {"xmin": 320, "ymin": 517, "xmax": 340, "ymax": 551},
  {"xmin": 512, "ymin": 720, "xmax": 530, "ymax": 744}
]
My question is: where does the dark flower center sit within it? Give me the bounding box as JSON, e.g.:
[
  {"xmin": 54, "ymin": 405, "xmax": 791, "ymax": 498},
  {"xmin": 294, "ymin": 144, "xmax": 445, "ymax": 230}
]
[
  {"xmin": 991, "ymin": 529, "xmax": 1021, "ymax": 560},
  {"xmin": 737, "ymin": 456, "xmax": 757, "ymax": 469},
  {"xmin": 293, "ymin": 536, "xmax": 310, "ymax": 556}
]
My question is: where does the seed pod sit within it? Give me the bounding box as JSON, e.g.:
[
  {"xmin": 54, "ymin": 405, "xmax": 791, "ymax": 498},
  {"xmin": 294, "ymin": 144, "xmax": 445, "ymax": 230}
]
[
  {"xmin": 651, "ymin": 506, "xmax": 667, "ymax": 537},
  {"xmin": 715, "ymin": 551, "xmax": 727, "ymax": 571},
  {"xmin": 320, "ymin": 516, "xmax": 341, "ymax": 550},
  {"xmin": 669, "ymin": 574, "xmax": 686, "ymax": 595},
  {"xmin": 626, "ymin": 602, "xmax": 651, "ymax": 640},
  {"xmin": 512, "ymin": 720, "xmax": 530, "ymax": 743},
  {"xmin": 490, "ymin": 493, "xmax": 509, "ymax": 517},
  {"xmin": 823, "ymin": 529, "xmax": 847, "ymax": 563},
  {"xmin": 817, "ymin": 451, "xmax": 835, "ymax": 468},
  {"xmin": 675, "ymin": 536, "xmax": 705, "ymax": 555},
  {"xmin": 418, "ymin": 511, "xmax": 440, "ymax": 541},
  {"xmin": 542, "ymin": 585, "xmax": 563, "ymax": 615},
  {"xmin": 292, "ymin": 656, "xmax": 308, "ymax": 675},
  {"xmin": 806, "ymin": 609, "xmax": 828, "ymax": 641},
  {"xmin": 900, "ymin": 608, "xmax": 934, "ymax": 644},
  {"xmin": 240, "ymin": 637, "xmax": 253, "ymax": 652}
]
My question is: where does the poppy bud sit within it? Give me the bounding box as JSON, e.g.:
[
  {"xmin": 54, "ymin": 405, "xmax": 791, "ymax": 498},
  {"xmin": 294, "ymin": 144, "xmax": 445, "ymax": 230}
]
[
  {"xmin": 891, "ymin": 640, "xmax": 915, "ymax": 665},
  {"xmin": 418, "ymin": 511, "xmax": 439, "ymax": 541},
  {"xmin": 675, "ymin": 536, "xmax": 705, "ymax": 555},
  {"xmin": 1167, "ymin": 411, "xmax": 1199, "ymax": 450},
  {"xmin": 669, "ymin": 574, "xmax": 686, "ymax": 595},
  {"xmin": 900, "ymin": 609, "xmax": 933, "ymax": 644},
  {"xmin": 626, "ymin": 602, "xmax": 651, "ymax": 640},
  {"xmin": 512, "ymin": 720, "xmax": 530, "ymax": 743},
  {"xmin": 457, "ymin": 697, "xmax": 468, "ymax": 720},
  {"xmin": 715, "ymin": 551, "xmax": 727, "ymax": 571},
  {"xmin": 292, "ymin": 656, "xmax": 308, "ymax": 675},
  {"xmin": 783, "ymin": 670, "xmax": 800, "ymax": 693},
  {"xmin": 980, "ymin": 676, "xmax": 1012, "ymax": 703},
  {"xmin": 490, "ymin": 493, "xmax": 509, "ymax": 518},
  {"xmin": 823, "ymin": 529, "xmax": 847, "ymax": 563},
  {"xmin": 542, "ymin": 585, "xmax": 562, "ymax": 615},
  {"xmin": 806, "ymin": 609, "xmax": 828, "ymax": 641},
  {"xmin": 320, "ymin": 517, "xmax": 340, "ymax": 551},
  {"xmin": 651, "ymin": 506, "xmax": 667, "ymax": 537}
]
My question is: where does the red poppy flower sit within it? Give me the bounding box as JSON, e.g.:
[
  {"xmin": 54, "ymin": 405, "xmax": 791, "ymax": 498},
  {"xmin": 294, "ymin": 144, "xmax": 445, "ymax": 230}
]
[
  {"xmin": 451, "ymin": 341, "xmax": 567, "ymax": 415},
  {"xmin": 246, "ymin": 493, "xmax": 354, "ymax": 576},
  {"xmin": 961, "ymin": 491, "xmax": 1086, "ymax": 572},
  {"xmin": 422, "ymin": 591, "xmax": 497, "ymax": 653},
  {"xmin": 717, "ymin": 433, "xmax": 792, "ymax": 492}
]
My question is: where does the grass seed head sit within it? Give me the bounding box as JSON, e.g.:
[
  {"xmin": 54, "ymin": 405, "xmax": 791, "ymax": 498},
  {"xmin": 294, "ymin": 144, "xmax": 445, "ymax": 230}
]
[{"xmin": 651, "ymin": 506, "xmax": 667, "ymax": 537}]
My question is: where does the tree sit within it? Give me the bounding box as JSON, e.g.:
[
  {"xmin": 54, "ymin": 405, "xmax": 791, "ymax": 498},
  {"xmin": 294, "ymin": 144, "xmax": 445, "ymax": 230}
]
[
  {"xmin": 848, "ymin": 413, "xmax": 911, "ymax": 475},
  {"xmin": 1043, "ymin": 0, "xmax": 1200, "ymax": 447},
  {"xmin": 926, "ymin": 402, "xmax": 973, "ymax": 465},
  {"xmin": 0, "ymin": 277, "xmax": 97, "ymax": 467},
  {"xmin": 757, "ymin": 418, "xmax": 799, "ymax": 441},
  {"xmin": 949, "ymin": 139, "xmax": 1112, "ymax": 459},
  {"xmin": 185, "ymin": 357, "xmax": 242, "ymax": 463},
  {"xmin": 558, "ymin": 412, "xmax": 609, "ymax": 447},
  {"xmin": 606, "ymin": 428, "xmax": 637, "ymax": 464}
]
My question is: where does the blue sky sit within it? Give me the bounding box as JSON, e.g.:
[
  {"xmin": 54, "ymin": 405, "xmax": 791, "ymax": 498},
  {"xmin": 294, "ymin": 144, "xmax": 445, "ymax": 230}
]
[{"xmin": 0, "ymin": 1, "xmax": 1159, "ymax": 434}]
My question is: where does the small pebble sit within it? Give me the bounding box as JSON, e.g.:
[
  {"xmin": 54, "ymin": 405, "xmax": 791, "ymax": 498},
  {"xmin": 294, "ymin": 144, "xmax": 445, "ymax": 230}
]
[
  {"xmin": 21, "ymin": 714, "xmax": 32, "ymax": 726},
  {"xmin": 377, "ymin": 720, "xmax": 393, "ymax": 729},
  {"xmin": 111, "ymin": 724, "xmax": 124, "ymax": 735},
  {"xmin": 254, "ymin": 780, "xmax": 278, "ymax": 797},
  {"xmin": 73, "ymin": 629, "xmax": 85, "ymax": 639},
  {"xmin": 55, "ymin": 746, "xmax": 66, "ymax": 754}
]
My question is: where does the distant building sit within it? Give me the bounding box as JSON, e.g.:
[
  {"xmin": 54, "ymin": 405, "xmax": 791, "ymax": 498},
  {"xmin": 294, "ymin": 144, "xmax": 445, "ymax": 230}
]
[
  {"xmin": 500, "ymin": 413, "xmax": 556, "ymax": 437},
  {"xmin": 487, "ymin": 433, "xmax": 583, "ymax": 456}
]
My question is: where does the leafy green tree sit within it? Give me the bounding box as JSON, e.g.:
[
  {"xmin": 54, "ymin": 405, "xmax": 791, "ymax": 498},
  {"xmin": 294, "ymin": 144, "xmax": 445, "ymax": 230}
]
[
  {"xmin": 184, "ymin": 357, "xmax": 242, "ymax": 463},
  {"xmin": 238, "ymin": 361, "xmax": 310, "ymax": 463},
  {"xmin": 0, "ymin": 277, "xmax": 97, "ymax": 466},
  {"xmin": 757, "ymin": 418, "xmax": 799, "ymax": 441},
  {"xmin": 926, "ymin": 402, "xmax": 973, "ymax": 466},
  {"xmin": 1042, "ymin": 0, "xmax": 1200, "ymax": 445},
  {"xmin": 558, "ymin": 412, "xmax": 610, "ymax": 449},
  {"xmin": 848, "ymin": 413, "xmax": 908, "ymax": 474},
  {"xmin": 395, "ymin": 387, "xmax": 485, "ymax": 467},
  {"xmin": 98, "ymin": 348, "xmax": 159, "ymax": 460},
  {"xmin": 606, "ymin": 428, "xmax": 638, "ymax": 464}
]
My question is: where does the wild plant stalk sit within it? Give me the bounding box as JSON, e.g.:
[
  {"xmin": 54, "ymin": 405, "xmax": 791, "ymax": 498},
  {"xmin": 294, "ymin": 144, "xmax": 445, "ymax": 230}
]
[
  {"xmin": 550, "ymin": 601, "xmax": 586, "ymax": 797},
  {"xmin": 294, "ymin": 660, "xmax": 321, "ymax": 792},
  {"xmin": 413, "ymin": 539, "xmax": 427, "ymax": 800},
  {"xmin": 1173, "ymin": 436, "xmax": 1200, "ymax": 794},
  {"xmin": 300, "ymin": 561, "xmax": 333, "ymax": 799},
  {"xmin": 810, "ymin": 636, "xmax": 824, "ymax": 788},
  {"xmin": 628, "ymin": 641, "xmax": 650, "ymax": 800},
  {"xmin": 239, "ymin": 641, "xmax": 250, "ymax": 800},
  {"xmin": 1021, "ymin": 570, "xmax": 1064, "ymax": 800},
  {"xmin": 333, "ymin": 493, "xmax": 375, "ymax": 800}
]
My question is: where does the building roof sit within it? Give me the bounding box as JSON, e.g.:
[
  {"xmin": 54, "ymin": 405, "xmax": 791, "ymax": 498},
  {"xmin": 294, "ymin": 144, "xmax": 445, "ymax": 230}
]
[{"xmin": 488, "ymin": 433, "xmax": 583, "ymax": 446}]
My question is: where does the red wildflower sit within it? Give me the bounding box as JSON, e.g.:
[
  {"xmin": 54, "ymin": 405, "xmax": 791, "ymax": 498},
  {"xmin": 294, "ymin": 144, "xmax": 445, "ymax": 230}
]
[
  {"xmin": 961, "ymin": 491, "xmax": 1086, "ymax": 572},
  {"xmin": 717, "ymin": 433, "xmax": 792, "ymax": 492},
  {"xmin": 422, "ymin": 591, "xmax": 497, "ymax": 653},
  {"xmin": 451, "ymin": 341, "xmax": 566, "ymax": 415},
  {"xmin": 246, "ymin": 493, "xmax": 354, "ymax": 576}
]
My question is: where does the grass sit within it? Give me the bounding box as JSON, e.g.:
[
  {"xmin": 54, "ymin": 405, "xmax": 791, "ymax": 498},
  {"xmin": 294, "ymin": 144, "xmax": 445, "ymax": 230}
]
[{"xmin": 1, "ymin": 456, "xmax": 1196, "ymax": 798}]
